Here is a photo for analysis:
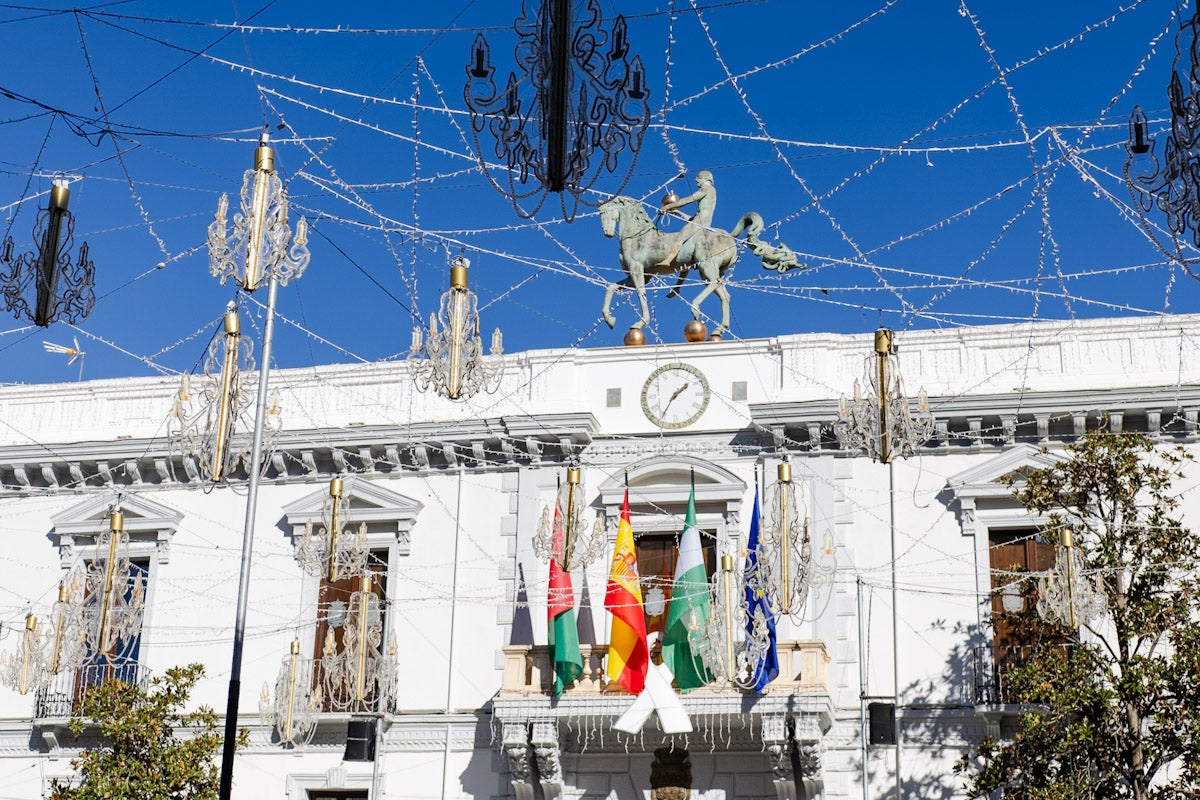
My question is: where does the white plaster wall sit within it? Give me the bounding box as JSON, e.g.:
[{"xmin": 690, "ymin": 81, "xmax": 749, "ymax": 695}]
[{"xmin": 4, "ymin": 315, "xmax": 1200, "ymax": 798}]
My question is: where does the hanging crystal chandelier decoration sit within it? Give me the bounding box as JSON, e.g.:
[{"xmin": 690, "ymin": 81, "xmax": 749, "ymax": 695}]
[
  {"xmin": 758, "ymin": 461, "xmax": 813, "ymax": 619},
  {"xmin": 532, "ymin": 466, "xmax": 606, "ymax": 570},
  {"xmin": 691, "ymin": 555, "xmax": 774, "ymax": 689},
  {"xmin": 410, "ymin": 255, "xmax": 504, "ymax": 401},
  {"xmin": 80, "ymin": 510, "xmax": 146, "ymax": 664},
  {"xmin": 297, "ymin": 478, "xmax": 369, "ymax": 583},
  {"xmin": 260, "ymin": 640, "xmax": 322, "ymax": 746},
  {"xmin": 169, "ymin": 303, "xmax": 278, "ymax": 483},
  {"xmin": 46, "ymin": 568, "xmax": 87, "ymax": 675},
  {"xmin": 0, "ymin": 564, "xmax": 92, "ymax": 694},
  {"xmin": 208, "ymin": 133, "xmax": 309, "ymax": 292},
  {"xmin": 0, "ymin": 179, "xmax": 96, "ymax": 327},
  {"xmin": 1125, "ymin": 7, "xmax": 1200, "ymax": 263},
  {"xmin": 835, "ymin": 328, "xmax": 934, "ymax": 463},
  {"xmin": 0, "ymin": 614, "xmax": 49, "ymax": 695},
  {"xmin": 1036, "ymin": 528, "xmax": 1106, "ymax": 629},
  {"xmin": 464, "ymin": 0, "xmax": 651, "ymax": 220},
  {"xmin": 317, "ymin": 576, "xmax": 397, "ymax": 712}
]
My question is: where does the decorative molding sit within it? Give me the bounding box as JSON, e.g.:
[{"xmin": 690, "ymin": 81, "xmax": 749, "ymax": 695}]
[
  {"xmin": 531, "ymin": 721, "xmax": 562, "ymax": 800},
  {"xmin": 0, "ymin": 413, "xmax": 599, "ymax": 493},
  {"xmin": 502, "ymin": 722, "xmax": 535, "ymax": 800},
  {"xmin": 281, "ymin": 476, "xmax": 423, "ymax": 557},
  {"xmin": 750, "ymin": 384, "xmax": 1200, "ymax": 454},
  {"xmin": 51, "ymin": 490, "xmax": 182, "ymax": 565}
]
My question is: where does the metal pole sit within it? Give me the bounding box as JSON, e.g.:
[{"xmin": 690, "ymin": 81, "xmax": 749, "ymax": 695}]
[
  {"xmin": 857, "ymin": 577, "xmax": 869, "ymax": 800},
  {"xmin": 889, "ymin": 459, "xmax": 901, "ymax": 800},
  {"xmin": 441, "ymin": 467, "xmax": 464, "ymax": 800},
  {"xmin": 218, "ymin": 275, "xmax": 280, "ymax": 800},
  {"xmin": 371, "ymin": 674, "xmax": 385, "ymax": 798}
]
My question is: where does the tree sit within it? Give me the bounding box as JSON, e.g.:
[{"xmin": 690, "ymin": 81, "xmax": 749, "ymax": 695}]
[
  {"xmin": 51, "ymin": 663, "xmax": 242, "ymax": 800},
  {"xmin": 958, "ymin": 432, "xmax": 1200, "ymax": 799}
]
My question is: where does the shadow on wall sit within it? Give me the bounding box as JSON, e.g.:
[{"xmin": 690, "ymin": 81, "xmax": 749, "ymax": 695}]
[
  {"xmin": 888, "ymin": 620, "xmax": 991, "ymax": 799},
  {"xmin": 511, "ymin": 563, "xmax": 534, "ymax": 646}
]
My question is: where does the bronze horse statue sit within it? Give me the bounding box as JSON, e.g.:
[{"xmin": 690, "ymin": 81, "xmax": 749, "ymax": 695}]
[{"xmin": 599, "ymin": 196, "xmax": 801, "ymax": 338}]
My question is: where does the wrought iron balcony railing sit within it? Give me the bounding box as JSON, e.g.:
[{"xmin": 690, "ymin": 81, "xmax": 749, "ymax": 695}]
[{"xmin": 34, "ymin": 661, "xmax": 149, "ymax": 719}]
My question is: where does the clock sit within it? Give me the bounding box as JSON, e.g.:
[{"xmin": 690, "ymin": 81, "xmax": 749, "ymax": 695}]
[{"xmin": 640, "ymin": 363, "xmax": 711, "ymax": 429}]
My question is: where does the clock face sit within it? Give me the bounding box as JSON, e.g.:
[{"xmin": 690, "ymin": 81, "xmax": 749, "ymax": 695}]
[{"xmin": 640, "ymin": 363, "xmax": 711, "ymax": 429}]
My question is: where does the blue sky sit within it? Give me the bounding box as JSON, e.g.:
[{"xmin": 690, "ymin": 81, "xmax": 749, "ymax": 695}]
[{"xmin": 0, "ymin": 0, "xmax": 1192, "ymax": 383}]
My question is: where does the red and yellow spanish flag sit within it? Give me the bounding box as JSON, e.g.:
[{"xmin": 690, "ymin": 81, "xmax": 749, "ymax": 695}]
[{"xmin": 604, "ymin": 489, "xmax": 649, "ymax": 694}]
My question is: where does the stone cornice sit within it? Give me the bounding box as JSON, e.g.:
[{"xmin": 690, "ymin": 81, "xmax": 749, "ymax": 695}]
[
  {"xmin": 0, "ymin": 412, "xmax": 598, "ymax": 493},
  {"xmin": 750, "ymin": 384, "xmax": 1200, "ymax": 452}
]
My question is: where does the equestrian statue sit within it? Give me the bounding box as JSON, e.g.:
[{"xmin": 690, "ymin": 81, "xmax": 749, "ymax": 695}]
[{"xmin": 599, "ymin": 170, "xmax": 803, "ymax": 339}]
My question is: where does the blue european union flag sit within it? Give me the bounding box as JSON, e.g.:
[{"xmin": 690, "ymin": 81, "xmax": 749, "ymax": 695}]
[{"xmin": 744, "ymin": 486, "xmax": 779, "ymax": 692}]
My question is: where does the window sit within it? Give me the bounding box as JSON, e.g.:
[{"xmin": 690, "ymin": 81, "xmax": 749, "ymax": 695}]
[
  {"xmin": 312, "ymin": 550, "xmax": 388, "ymax": 713},
  {"xmin": 988, "ymin": 529, "xmax": 1054, "ymax": 659},
  {"xmin": 76, "ymin": 557, "xmax": 149, "ymax": 692},
  {"xmin": 597, "ymin": 455, "xmax": 745, "ymax": 640},
  {"xmin": 282, "ymin": 478, "xmax": 421, "ymax": 717},
  {"xmin": 39, "ymin": 493, "xmax": 179, "ymax": 718},
  {"xmin": 308, "ymin": 792, "xmax": 367, "ymax": 800},
  {"xmin": 636, "ymin": 530, "xmax": 716, "ymax": 639},
  {"xmin": 946, "ymin": 445, "xmax": 1065, "ymax": 705}
]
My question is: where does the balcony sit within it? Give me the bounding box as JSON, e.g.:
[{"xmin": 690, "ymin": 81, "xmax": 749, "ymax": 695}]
[
  {"xmin": 500, "ymin": 640, "xmax": 829, "ymax": 698},
  {"xmin": 34, "ymin": 661, "xmax": 150, "ymax": 720},
  {"xmin": 973, "ymin": 644, "xmax": 1077, "ymax": 740},
  {"xmin": 493, "ymin": 641, "xmax": 835, "ymax": 793},
  {"xmin": 494, "ymin": 641, "xmax": 832, "ymax": 749}
]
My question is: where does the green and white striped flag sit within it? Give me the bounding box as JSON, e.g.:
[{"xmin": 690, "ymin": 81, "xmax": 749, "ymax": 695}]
[{"xmin": 661, "ymin": 481, "xmax": 713, "ymax": 691}]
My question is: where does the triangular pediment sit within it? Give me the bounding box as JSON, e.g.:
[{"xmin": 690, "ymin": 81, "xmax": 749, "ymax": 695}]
[
  {"xmin": 947, "ymin": 444, "xmax": 1063, "ymax": 500},
  {"xmin": 281, "ymin": 476, "xmax": 423, "ymax": 528},
  {"xmin": 51, "ymin": 490, "xmax": 183, "ymax": 537}
]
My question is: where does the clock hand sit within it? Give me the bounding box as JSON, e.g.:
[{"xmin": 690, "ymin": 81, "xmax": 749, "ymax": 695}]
[{"xmin": 663, "ymin": 382, "xmax": 689, "ymax": 410}]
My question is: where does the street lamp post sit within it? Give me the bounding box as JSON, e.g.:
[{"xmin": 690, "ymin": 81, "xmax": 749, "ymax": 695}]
[{"xmin": 209, "ymin": 132, "xmax": 309, "ymax": 800}]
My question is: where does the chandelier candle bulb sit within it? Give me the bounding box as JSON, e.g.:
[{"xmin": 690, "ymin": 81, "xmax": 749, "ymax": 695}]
[
  {"xmin": 328, "ymin": 478, "xmax": 344, "ymax": 583},
  {"xmin": 564, "ymin": 467, "xmax": 581, "ymax": 571},
  {"xmin": 778, "ymin": 462, "xmax": 792, "ymax": 615},
  {"xmin": 97, "ymin": 511, "xmax": 124, "ymax": 655},
  {"xmin": 243, "ymin": 140, "xmax": 276, "ymax": 291},
  {"xmin": 355, "ymin": 576, "xmax": 371, "ymax": 702},
  {"xmin": 875, "ymin": 329, "xmax": 893, "ymax": 464},
  {"xmin": 211, "ymin": 309, "xmax": 242, "ymax": 482},
  {"xmin": 49, "ymin": 583, "xmax": 68, "ymax": 674},
  {"xmin": 721, "ymin": 554, "xmax": 735, "ymax": 684},
  {"xmin": 19, "ymin": 615, "xmax": 36, "ymax": 695},
  {"xmin": 285, "ymin": 640, "xmax": 299, "ymax": 744}
]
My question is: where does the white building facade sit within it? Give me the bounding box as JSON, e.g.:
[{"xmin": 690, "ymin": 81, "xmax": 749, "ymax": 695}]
[{"xmin": 1, "ymin": 314, "xmax": 1198, "ymax": 800}]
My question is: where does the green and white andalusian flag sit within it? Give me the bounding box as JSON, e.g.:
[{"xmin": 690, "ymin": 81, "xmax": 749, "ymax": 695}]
[{"xmin": 661, "ymin": 481, "xmax": 713, "ymax": 691}]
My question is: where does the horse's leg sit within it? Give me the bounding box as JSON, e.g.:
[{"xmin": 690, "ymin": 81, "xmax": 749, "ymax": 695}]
[
  {"xmin": 603, "ymin": 274, "xmax": 639, "ymax": 329},
  {"xmin": 690, "ymin": 258, "xmax": 720, "ymax": 321},
  {"xmin": 713, "ymin": 278, "xmax": 732, "ymax": 337},
  {"xmin": 632, "ymin": 265, "xmax": 651, "ymax": 330},
  {"xmin": 666, "ymin": 267, "xmax": 690, "ymax": 299}
]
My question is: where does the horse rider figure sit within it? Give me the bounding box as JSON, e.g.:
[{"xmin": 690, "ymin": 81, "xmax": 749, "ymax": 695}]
[{"xmin": 656, "ymin": 170, "xmax": 716, "ymax": 268}]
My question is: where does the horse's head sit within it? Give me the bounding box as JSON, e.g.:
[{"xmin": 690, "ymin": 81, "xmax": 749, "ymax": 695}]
[
  {"xmin": 599, "ymin": 197, "xmax": 625, "ymax": 238},
  {"xmin": 599, "ymin": 196, "xmax": 651, "ymax": 239}
]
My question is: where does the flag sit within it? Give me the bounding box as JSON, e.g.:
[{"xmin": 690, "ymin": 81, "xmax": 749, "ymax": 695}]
[
  {"xmin": 661, "ymin": 481, "xmax": 713, "ymax": 691},
  {"xmin": 605, "ymin": 490, "xmax": 649, "ymax": 694},
  {"xmin": 548, "ymin": 494, "xmax": 582, "ymax": 696},
  {"xmin": 744, "ymin": 485, "xmax": 779, "ymax": 692}
]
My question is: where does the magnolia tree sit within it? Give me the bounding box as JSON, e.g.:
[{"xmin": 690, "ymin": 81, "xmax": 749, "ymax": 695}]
[
  {"xmin": 958, "ymin": 433, "xmax": 1200, "ymax": 799},
  {"xmin": 51, "ymin": 663, "xmax": 242, "ymax": 800}
]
